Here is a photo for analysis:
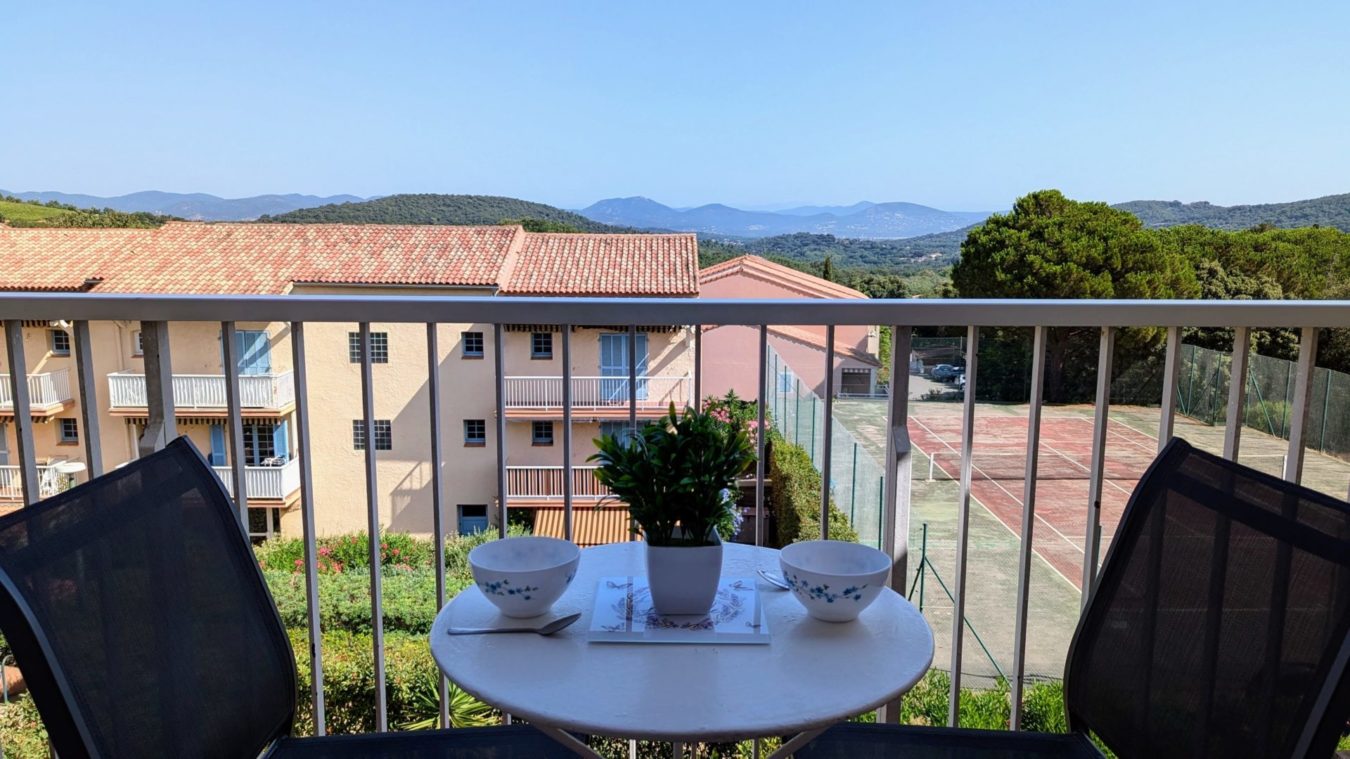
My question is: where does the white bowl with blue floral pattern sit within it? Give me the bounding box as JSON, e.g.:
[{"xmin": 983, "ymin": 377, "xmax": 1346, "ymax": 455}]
[
  {"xmin": 469, "ymin": 536, "xmax": 580, "ymax": 618},
  {"xmin": 780, "ymin": 540, "xmax": 890, "ymax": 622}
]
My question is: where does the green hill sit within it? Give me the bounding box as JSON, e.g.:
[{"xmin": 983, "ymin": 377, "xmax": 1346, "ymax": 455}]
[
  {"xmin": 1115, "ymin": 193, "xmax": 1350, "ymax": 232},
  {"xmin": 259, "ymin": 193, "xmax": 632, "ymax": 232},
  {"xmin": 0, "ymin": 196, "xmax": 172, "ymax": 228}
]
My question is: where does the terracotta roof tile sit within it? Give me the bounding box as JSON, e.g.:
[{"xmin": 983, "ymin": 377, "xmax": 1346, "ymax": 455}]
[
  {"xmin": 699, "ymin": 255, "xmax": 867, "ymax": 299},
  {"xmin": 0, "ymin": 223, "xmax": 696, "ymax": 297},
  {"xmin": 504, "ymin": 233, "xmax": 699, "ymax": 296}
]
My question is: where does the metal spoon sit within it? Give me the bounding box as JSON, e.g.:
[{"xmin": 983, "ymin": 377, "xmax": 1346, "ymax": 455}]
[
  {"xmin": 757, "ymin": 568, "xmax": 791, "ymax": 591},
  {"xmin": 446, "ymin": 612, "xmax": 583, "ymax": 636}
]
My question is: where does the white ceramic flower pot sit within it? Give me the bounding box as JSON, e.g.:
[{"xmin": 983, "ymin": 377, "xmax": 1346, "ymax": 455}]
[{"xmin": 645, "ymin": 529, "xmax": 723, "ymax": 615}]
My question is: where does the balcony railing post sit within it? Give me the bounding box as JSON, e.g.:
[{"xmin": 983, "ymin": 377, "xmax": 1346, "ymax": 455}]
[
  {"xmin": 1157, "ymin": 325, "xmax": 1182, "ymax": 451},
  {"xmin": 948, "ymin": 325, "xmax": 979, "ymax": 727},
  {"xmin": 357, "ymin": 322, "xmax": 387, "ymax": 731},
  {"xmin": 819, "ymin": 325, "xmax": 835, "ymax": 539},
  {"xmin": 3, "ymin": 320, "xmax": 39, "ymax": 506},
  {"xmin": 1283, "ymin": 327, "xmax": 1319, "ymax": 484},
  {"xmin": 72, "ymin": 321, "xmax": 103, "ymax": 477},
  {"xmin": 494, "ymin": 325, "xmax": 508, "ymax": 539},
  {"xmin": 1082, "ymin": 326, "xmax": 1115, "ymax": 603},
  {"xmin": 1010, "ymin": 325, "xmax": 1048, "ymax": 730},
  {"xmin": 562, "ymin": 325, "xmax": 574, "ymax": 542},
  {"xmin": 694, "ymin": 325, "xmax": 702, "ymax": 411},
  {"xmin": 137, "ymin": 321, "xmax": 177, "ymax": 456},
  {"xmin": 426, "ymin": 322, "xmax": 450, "ymax": 729},
  {"xmin": 878, "ymin": 325, "xmax": 912, "ymax": 725},
  {"xmin": 1223, "ymin": 326, "xmax": 1251, "ymax": 461},
  {"xmin": 289, "ymin": 322, "xmax": 325, "ymax": 734},
  {"xmin": 221, "ymin": 322, "xmax": 249, "ymax": 523}
]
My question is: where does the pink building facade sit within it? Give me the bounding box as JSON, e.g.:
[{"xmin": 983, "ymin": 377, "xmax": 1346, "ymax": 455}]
[{"xmin": 698, "ymin": 256, "xmax": 880, "ymax": 401}]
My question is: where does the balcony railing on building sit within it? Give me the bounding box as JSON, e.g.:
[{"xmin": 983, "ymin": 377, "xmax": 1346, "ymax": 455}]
[
  {"xmin": 211, "ymin": 456, "xmax": 302, "ymax": 502},
  {"xmin": 503, "ymin": 374, "xmax": 691, "ymax": 412},
  {"xmin": 506, "ymin": 465, "xmax": 610, "ymax": 501},
  {"xmin": 108, "ymin": 370, "xmax": 295, "ymax": 411},
  {"xmin": 0, "ymin": 369, "xmax": 73, "ymax": 411},
  {"xmin": 0, "ymin": 464, "xmax": 66, "ymax": 501}
]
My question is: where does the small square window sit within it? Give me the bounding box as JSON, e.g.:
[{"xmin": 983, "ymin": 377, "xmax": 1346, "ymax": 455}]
[
  {"xmin": 464, "ymin": 419, "xmax": 486, "ymax": 445},
  {"xmin": 50, "ymin": 329, "xmax": 71, "ymax": 356},
  {"xmin": 348, "ymin": 332, "xmax": 389, "ymax": 363},
  {"xmin": 132, "ymin": 331, "xmax": 144, "ymax": 355},
  {"xmin": 531, "ymin": 332, "xmax": 553, "ymax": 359},
  {"xmin": 532, "ymin": 420, "xmax": 555, "ymax": 446},
  {"xmin": 462, "ymin": 331, "xmax": 484, "ymax": 358},
  {"xmin": 352, "ymin": 419, "xmax": 392, "ymax": 450},
  {"xmin": 458, "ymin": 504, "xmax": 489, "ymax": 536},
  {"xmin": 59, "ymin": 418, "xmax": 78, "ymax": 443}
]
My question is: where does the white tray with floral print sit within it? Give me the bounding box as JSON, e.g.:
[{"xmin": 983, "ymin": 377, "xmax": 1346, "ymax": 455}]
[{"xmin": 586, "ymin": 576, "xmax": 770, "ymax": 644}]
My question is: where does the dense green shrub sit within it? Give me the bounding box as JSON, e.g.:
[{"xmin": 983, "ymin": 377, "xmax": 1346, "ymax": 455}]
[
  {"xmin": 265, "ymin": 567, "xmax": 469, "ymax": 635},
  {"xmin": 767, "ymin": 429, "xmax": 859, "ymax": 546},
  {"xmin": 1019, "ymin": 679, "xmax": 1068, "ymax": 733},
  {"xmin": 0, "ymin": 695, "xmax": 47, "ymax": 758},
  {"xmin": 255, "ymin": 528, "xmax": 523, "ymax": 575}
]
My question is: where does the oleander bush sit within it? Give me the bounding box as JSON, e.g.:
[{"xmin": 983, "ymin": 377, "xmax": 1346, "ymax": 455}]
[
  {"xmin": 767, "ymin": 429, "xmax": 859, "ymax": 546},
  {"xmin": 265, "ymin": 566, "xmax": 467, "ymax": 635}
]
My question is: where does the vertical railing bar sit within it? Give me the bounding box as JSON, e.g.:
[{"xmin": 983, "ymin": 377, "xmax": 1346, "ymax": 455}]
[
  {"xmin": 878, "ymin": 325, "xmax": 912, "ymax": 724},
  {"xmin": 1223, "ymin": 326, "xmax": 1250, "ymax": 461},
  {"xmin": 1082, "ymin": 327, "xmax": 1114, "ymax": 603},
  {"xmin": 426, "ymin": 323, "xmax": 450, "ymax": 729},
  {"xmin": 2, "ymin": 321, "xmax": 38, "ymax": 505},
  {"xmin": 138, "ymin": 321, "xmax": 177, "ymax": 456},
  {"xmin": 755, "ymin": 326, "xmax": 768, "ymax": 548},
  {"xmin": 289, "ymin": 322, "xmax": 325, "ymax": 735},
  {"xmin": 71, "ymin": 321, "xmax": 103, "ymax": 477},
  {"xmin": 221, "ymin": 322, "xmax": 249, "ymax": 523},
  {"xmin": 1157, "ymin": 325, "xmax": 1182, "ymax": 452},
  {"xmin": 694, "ymin": 325, "xmax": 703, "ymax": 411},
  {"xmin": 494, "ymin": 325, "xmax": 508, "ymax": 539},
  {"xmin": 1282, "ymin": 327, "xmax": 1318, "ymax": 484},
  {"xmin": 562, "ymin": 325, "xmax": 574, "ymax": 542},
  {"xmin": 358, "ymin": 322, "xmax": 387, "ymax": 731},
  {"xmin": 819, "ymin": 325, "xmax": 836, "ymax": 539},
  {"xmin": 948, "ymin": 324, "xmax": 980, "ymax": 727},
  {"xmin": 628, "ymin": 325, "xmax": 639, "ymax": 542},
  {"xmin": 1010, "ymin": 325, "xmax": 1047, "ymax": 730}
]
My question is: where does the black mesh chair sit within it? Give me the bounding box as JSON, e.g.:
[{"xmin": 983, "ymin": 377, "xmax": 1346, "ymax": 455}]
[
  {"xmin": 0, "ymin": 438, "xmax": 572, "ymax": 758},
  {"xmin": 798, "ymin": 438, "xmax": 1350, "ymax": 758}
]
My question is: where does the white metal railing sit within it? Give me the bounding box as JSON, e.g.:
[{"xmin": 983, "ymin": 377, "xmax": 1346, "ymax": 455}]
[
  {"xmin": 0, "ymin": 369, "xmax": 73, "ymax": 409},
  {"xmin": 0, "ymin": 465, "xmax": 59, "ymax": 499},
  {"xmin": 4, "ymin": 293, "xmax": 1350, "ymax": 738},
  {"xmin": 506, "ymin": 465, "xmax": 609, "ymax": 500},
  {"xmin": 211, "ymin": 457, "xmax": 301, "ymax": 500},
  {"xmin": 504, "ymin": 375, "xmax": 690, "ymax": 409},
  {"xmin": 108, "ymin": 370, "xmax": 295, "ymax": 409}
]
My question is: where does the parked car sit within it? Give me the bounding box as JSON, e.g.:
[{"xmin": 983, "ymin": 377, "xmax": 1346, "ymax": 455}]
[{"xmin": 931, "ymin": 364, "xmax": 962, "ymax": 381}]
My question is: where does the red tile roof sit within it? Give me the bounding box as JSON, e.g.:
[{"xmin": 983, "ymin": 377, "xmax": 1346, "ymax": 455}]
[
  {"xmin": 0, "ymin": 223, "xmax": 698, "ymax": 296},
  {"xmin": 699, "ymin": 255, "xmax": 868, "ymax": 299},
  {"xmin": 503, "ymin": 233, "xmax": 698, "ymax": 296}
]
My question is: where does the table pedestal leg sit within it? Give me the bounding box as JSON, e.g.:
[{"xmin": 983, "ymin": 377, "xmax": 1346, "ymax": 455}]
[{"xmin": 766, "ymin": 728, "xmax": 827, "ymax": 759}]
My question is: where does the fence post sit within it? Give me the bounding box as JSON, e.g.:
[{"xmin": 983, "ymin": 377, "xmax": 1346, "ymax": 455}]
[
  {"xmin": 918, "ymin": 522, "xmax": 927, "ymax": 612},
  {"xmin": 1320, "ymin": 370, "xmax": 1332, "ymax": 452},
  {"xmin": 810, "ymin": 394, "xmax": 817, "ymax": 463},
  {"xmin": 795, "ymin": 379, "xmax": 801, "ymax": 446}
]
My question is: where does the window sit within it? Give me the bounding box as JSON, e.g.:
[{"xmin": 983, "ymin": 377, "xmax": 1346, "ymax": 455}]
[
  {"xmin": 352, "ymin": 419, "xmax": 393, "ymax": 451},
  {"xmin": 49, "ymin": 329, "xmax": 71, "ymax": 356},
  {"xmin": 457, "ymin": 505, "xmax": 489, "ymax": 536},
  {"xmin": 531, "ymin": 332, "xmax": 553, "ymax": 359},
  {"xmin": 464, "ymin": 419, "xmax": 486, "ymax": 446},
  {"xmin": 132, "ymin": 330, "xmax": 144, "ymax": 355},
  {"xmin": 600, "ymin": 421, "xmax": 639, "ymax": 446},
  {"xmin": 462, "ymin": 331, "xmax": 484, "ymax": 358},
  {"xmin": 532, "ymin": 420, "xmax": 555, "ymax": 446},
  {"xmin": 58, "ymin": 418, "xmax": 78, "ymax": 443},
  {"xmin": 348, "ymin": 331, "xmax": 389, "ymax": 363}
]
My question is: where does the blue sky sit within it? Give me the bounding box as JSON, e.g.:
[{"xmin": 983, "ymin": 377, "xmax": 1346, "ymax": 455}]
[{"xmin": 3, "ymin": 2, "xmax": 1347, "ymax": 210}]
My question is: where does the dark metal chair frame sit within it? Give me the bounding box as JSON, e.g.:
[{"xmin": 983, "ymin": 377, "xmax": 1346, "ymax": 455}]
[
  {"xmin": 0, "ymin": 437, "xmax": 573, "ymax": 758},
  {"xmin": 798, "ymin": 438, "xmax": 1350, "ymax": 758}
]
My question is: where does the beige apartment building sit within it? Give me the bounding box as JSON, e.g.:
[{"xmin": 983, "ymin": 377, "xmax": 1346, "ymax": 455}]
[{"xmin": 0, "ymin": 223, "xmax": 697, "ymax": 543}]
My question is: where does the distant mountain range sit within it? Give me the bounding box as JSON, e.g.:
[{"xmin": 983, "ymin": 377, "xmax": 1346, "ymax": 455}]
[
  {"xmin": 578, "ymin": 197, "xmax": 990, "ymax": 239},
  {"xmin": 259, "ymin": 193, "xmax": 628, "ymax": 232},
  {"xmin": 1116, "ymin": 193, "xmax": 1350, "ymax": 232},
  {"xmin": 0, "ymin": 190, "xmax": 364, "ymax": 221}
]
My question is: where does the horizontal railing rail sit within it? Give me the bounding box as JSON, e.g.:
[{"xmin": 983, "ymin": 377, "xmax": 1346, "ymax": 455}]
[
  {"xmin": 504, "ymin": 375, "xmax": 690, "ymax": 410},
  {"xmin": 0, "ymin": 369, "xmax": 72, "ymax": 409},
  {"xmin": 108, "ymin": 370, "xmax": 295, "ymax": 409},
  {"xmin": 4, "ymin": 293, "xmax": 1349, "ymax": 739}
]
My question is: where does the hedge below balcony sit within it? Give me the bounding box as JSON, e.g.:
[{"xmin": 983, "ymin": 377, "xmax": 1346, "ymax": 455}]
[{"xmin": 768, "ymin": 429, "xmax": 859, "ymax": 546}]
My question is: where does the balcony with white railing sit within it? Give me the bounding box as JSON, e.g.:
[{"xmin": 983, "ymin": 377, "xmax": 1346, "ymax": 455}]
[
  {"xmin": 506, "ymin": 464, "xmax": 610, "ymax": 502},
  {"xmin": 503, "ymin": 374, "xmax": 691, "ymax": 415},
  {"xmin": 0, "ymin": 368, "xmax": 73, "ymax": 412},
  {"xmin": 211, "ymin": 456, "xmax": 302, "ymax": 502},
  {"xmin": 108, "ymin": 370, "xmax": 295, "ymax": 412}
]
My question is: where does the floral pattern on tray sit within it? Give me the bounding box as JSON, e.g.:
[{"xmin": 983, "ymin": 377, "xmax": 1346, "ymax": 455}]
[{"xmin": 587, "ymin": 577, "xmax": 770, "ymax": 644}]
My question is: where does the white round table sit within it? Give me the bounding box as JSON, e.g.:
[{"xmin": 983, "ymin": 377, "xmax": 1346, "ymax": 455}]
[{"xmin": 430, "ymin": 542, "xmax": 933, "ymax": 757}]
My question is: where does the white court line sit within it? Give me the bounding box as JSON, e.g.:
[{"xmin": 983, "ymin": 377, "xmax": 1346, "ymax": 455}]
[
  {"xmin": 909, "ymin": 416, "xmax": 1085, "ymax": 575},
  {"xmin": 1039, "ymin": 436, "xmax": 1135, "ymax": 498}
]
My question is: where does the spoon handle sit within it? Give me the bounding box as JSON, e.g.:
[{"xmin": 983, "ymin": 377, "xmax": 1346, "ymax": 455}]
[{"xmin": 446, "ymin": 626, "xmax": 539, "ymax": 635}]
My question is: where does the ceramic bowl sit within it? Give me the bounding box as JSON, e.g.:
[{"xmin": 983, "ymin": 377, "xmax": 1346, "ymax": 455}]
[
  {"xmin": 469, "ymin": 537, "xmax": 580, "ymax": 618},
  {"xmin": 779, "ymin": 540, "xmax": 890, "ymax": 622}
]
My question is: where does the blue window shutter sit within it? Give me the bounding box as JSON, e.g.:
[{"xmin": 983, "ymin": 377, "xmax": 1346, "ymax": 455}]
[
  {"xmin": 209, "ymin": 425, "xmax": 227, "ymax": 466},
  {"xmin": 274, "ymin": 420, "xmax": 289, "ymax": 460},
  {"xmin": 235, "ymin": 330, "xmax": 272, "ymax": 375}
]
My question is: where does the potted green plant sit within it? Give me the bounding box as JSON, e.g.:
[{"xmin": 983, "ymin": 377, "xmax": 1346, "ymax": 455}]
[{"xmin": 590, "ymin": 404, "xmax": 756, "ymax": 614}]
